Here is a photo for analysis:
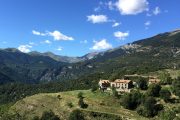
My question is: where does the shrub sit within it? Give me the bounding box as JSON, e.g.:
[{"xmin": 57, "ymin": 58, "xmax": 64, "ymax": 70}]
[
  {"xmin": 78, "ymin": 97, "xmax": 88, "ymax": 108},
  {"xmin": 89, "ymin": 111, "xmax": 121, "ymax": 120},
  {"xmin": 69, "ymin": 109, "xmax": 85, "ymax": 120},
  {"xmin": 137, "ymin": 96, "xmax": 163, "ymax": 117},
  {"xmin": 40, "ymin": 111, "xmax": 60, "ymax": 120},
  {"xmin": 172, "ymin": 76, "xmax": 180, "ymax": 97},
  {"xmin": 159, "ymin": 109, "xmax": 176, "ymax": 120},
  {"xmin": 57, "ymin": 95, "xmax": 61, "ymax": 100},
  {"xmin": 32, "ymin": 116, "xmax": 40, "ymax": 120},
  {"xmin": 137, "ymin": 106, "xmax": 146, "ymax": 116},
  {"xmin": 121, "ymin": 91, "xmax": 142, "ymax": 110},
  {"xmin": 77, "ymin": 92, "xmax": 83, "ymax": 98},
  {"xmin": 160, "ymin": 88, "xmax": 171, "ymax": 102},
  {"xmin": 159, "ymin": 72, "xmax": 172, "ymax": 85},
  {"xmin": 67, "ymin": 102, "xmax": 73, "ymax": 108},
  {"xmin": 137, "ymin": 77, "xmax": 148, "ymax": 90},
  {"xmin": 147, "ymin": 84, "xmax": 161, "ymax": 97}
]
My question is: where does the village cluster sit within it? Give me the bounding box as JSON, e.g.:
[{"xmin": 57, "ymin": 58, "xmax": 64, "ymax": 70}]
[{"xmin": 98, "ymin": 75, "xmax": 160, "ymax": 94}]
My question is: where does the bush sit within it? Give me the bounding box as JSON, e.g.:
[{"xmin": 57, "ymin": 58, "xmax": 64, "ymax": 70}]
[
  {"xmin": 89, "ymin": 111, "xmax": 121, "ymax": 120},
  {"xmin": 78, "ymin": 97, "xmax": 88, "ymax": 108},
  {"xmin": 159, "ymin": 72, "xmax": 172, "ymax": 85},
  {"xmin": 69, "ymin": 109, "xmax": 85, "ymax": 120},
  {"xmin": 137, "ymin": 77, "xmax": 148, "ymax": 90},
  {"xmin": 159, "ymin": 109, "xmax": 176, "ymax": 120},
  {"xmin": 137, "ymin": 96, "xmax": 163, "ymax": 117},
  {"xmin": 57, "ymin": 95, "xmax": 61, "ymax": 100},
  {"xmin": 147, "ymin": 84, "xmax": 161, "ymax": 97},
  {"xmin": 40, "ymin": 111, "xmax": 60, "ymax": 120},
  {"xmin": 136, "ymin": 105, "xmax": 145, "ymax": 116},
  {"xmin": 67, "ymin": 102, "xmax": 73, "ymax": 108},
  {"xmin": 160, "ymin": 88, "xmax": 171, "ymax": 102},
  {"xmin": 77, "ymin": 92, "xmax": 83, "ymax": 98},
  {"xmin": 172, "ymin": 76, "xmax": 180, "ymax": 97},
  {"xmin": 32, "ymin": 116, "xmax": 40, "ymax": 120},
  {"xmin": 121, "ymin": 91, "xmax": 142, "ymax": 110}
]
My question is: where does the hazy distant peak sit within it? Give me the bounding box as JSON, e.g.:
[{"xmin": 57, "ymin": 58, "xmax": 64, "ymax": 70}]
[{"xmin": 3, "ymin": 48, "xmax": 20, "ymax": 52}]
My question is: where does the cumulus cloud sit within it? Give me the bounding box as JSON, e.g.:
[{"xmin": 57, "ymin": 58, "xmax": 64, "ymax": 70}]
[
  {"xmin": 145, "ymin": 21, "xmax": 151, "ymax": 26},
  {"xmin": 87, "ymin": 15, "xmax": 108, "ymax": 24},
  {"xmin": 32, "ymin": 30, "xmax": 46, "ymax": 36},
  {"xmin": 90, "ymin": 39, "xmax": 112, "ymax": 50},
  {"xmin": 114, "ymin": 31, "xmax": 129, "ymax": 40},
  {"xmin": 116, "ymin": 0, "xmax": 149, "ymax": 15},
  {"xmin": 112, "ymin": 22, "xmax": 121, "ymax": 27},
  {"xmin": 48, "ymin": 30, "xmax": 74, "ymax": 41},
  {"xmin": 144, "ymin": 21, "xmax": 151, "ymax": 29},
  {"xmin": 43, "ymin": 40, "xmax": 51, "ymax": 44},
  {"xmin": 153, "ymin": 7, "xmax": 161, "ymax": 15},
  {"xmin": 18, "ymin": 45, "xmax": 32, "ymax": 53},
  {"xmin": 32, "ymin": 30, "xmax": 74, "ymax": 41}
]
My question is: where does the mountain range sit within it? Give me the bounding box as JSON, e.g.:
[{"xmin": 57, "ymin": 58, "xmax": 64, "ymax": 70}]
[{"xmin": 0, "ymin": 29, "xmax": 180, "ymax": 84}]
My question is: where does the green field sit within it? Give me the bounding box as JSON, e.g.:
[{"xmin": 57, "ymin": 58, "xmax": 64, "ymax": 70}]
[{"xmin": 9, "ymin": 90, "xmax": 150, "ymax": 120}]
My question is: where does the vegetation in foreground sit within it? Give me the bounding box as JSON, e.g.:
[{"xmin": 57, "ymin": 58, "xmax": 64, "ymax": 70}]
[{"xmin": 0, "ymin": 70, "xmax": 180, "ymax": 120}]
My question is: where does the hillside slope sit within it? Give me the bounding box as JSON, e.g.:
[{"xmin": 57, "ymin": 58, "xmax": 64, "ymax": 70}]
[
  {"xmin": 0, "ymin": 49, "xmax": 67, "ymax": 84},
  {"xmin": 10, "ymin": 90, "xmax": 148, "ymax": 120}
]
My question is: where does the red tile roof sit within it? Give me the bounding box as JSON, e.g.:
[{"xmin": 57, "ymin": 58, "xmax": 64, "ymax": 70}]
[{"xmin": 114, "ymin": 79, "xmax": 131, "ymax": 83}]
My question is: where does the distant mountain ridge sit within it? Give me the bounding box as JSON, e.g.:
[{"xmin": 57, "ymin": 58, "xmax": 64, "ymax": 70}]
[
  {"xmin": 0, "ymin": 29, "xmax": 180, "ymax": 84},
  {"xmin": 28, "ymin": 51, "xmax": 99, "ymax": 63},
  {"xmin": 0, "ymin": 49, "xmax": 67, "ymax": 84}
]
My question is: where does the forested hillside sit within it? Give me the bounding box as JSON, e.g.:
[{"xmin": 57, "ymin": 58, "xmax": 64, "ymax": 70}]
[{"xmin": 0, "ymin": 30, "xmax": 180, "ymax": 84}]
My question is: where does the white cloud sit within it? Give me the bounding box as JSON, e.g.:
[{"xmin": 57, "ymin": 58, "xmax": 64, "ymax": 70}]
[
  {"xmin": 114, "ymin": 31, "xmax": 129, "ymax": 40},
  {"xmin": 90, "ymin": 39, "xmax": 112, "ymax": 50},
  {"xmin": 80, "ymin": 40, "xmax": 88, "ymax": 44},
  {"xmin": 57, "ymin": 46, "xmax": 63, "ymax": 51},
  {"xmin": 48, "ymin": 30, "xmax": 74, "ymax": 41},
  {"xmin": 32, "ymin": 30, "xmax": 74, "ymax": 41},
  {"xmin": 107, "ymin": 1, "xmax": 115, "ymax": 10},
  {"xmin": 32, "ymin": 30, "xmax": 46, "ymax": 36},
  {"xmin": 112, "ymin": 22, "xmax": 121, "ymax": 27},
  {"xmin": 18, "ymin": 45, "xmax": 32, "ymax": 53},
  {"xmin": 87, "ymin": 15, "xmax": 108, "ymax": 24},
  {"xmin": 153, "ymin": 7, "xmax": 161, "ymax": 15},
  {"xmin": 43, "ymin": 40, "xmax": 51, "ymax": 44},
  {"xmin": 144, "ymin": 21, "xmax": 151, "ymax": 29},
  {"xmin": 145, "ymin": 21, "xmax": 151, "ymax": 26},
  {"xmin": 116, "ymin": 0, "xmax": 149, "ymax": 15}
]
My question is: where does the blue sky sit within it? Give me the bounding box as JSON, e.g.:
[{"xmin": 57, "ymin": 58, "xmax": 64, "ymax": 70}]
[{"xmin": 0, "ymin": 0, "xmax": 180, "ymax": 56}]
